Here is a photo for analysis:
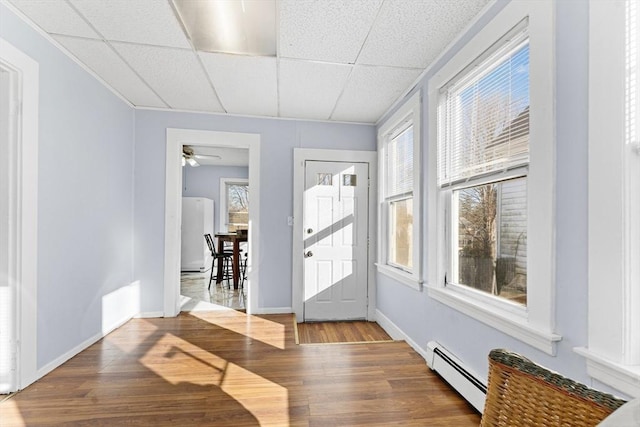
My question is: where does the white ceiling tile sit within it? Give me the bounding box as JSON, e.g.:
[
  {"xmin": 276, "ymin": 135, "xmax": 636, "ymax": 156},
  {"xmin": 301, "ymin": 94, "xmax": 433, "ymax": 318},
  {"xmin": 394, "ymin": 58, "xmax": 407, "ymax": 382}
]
[
  {"xmin": 8, "ymin": 0, "xmax": 100, "ymax": 38},
  {"xmin": 112, "ymin": 43, "xmax": 223, "ymax": 113},
  {"xmin": 279, "ymin": 59, "xmax": 352, "ymax": 120},
  {"xmin": 68, "ymin": 0, "xmax": 190, "ymax": 48},
  {"xmin": 331, "ymin": 65, "xmax": 421, "ymax": 123},
  {"xmin": 279, "ymin": 0, "xmax": 383, "ymax": 64},
  {"xmin": 199, "ymin": 53, "xmax": 277, "ymax": 117},
  {"xmin": 53, "ymin": 35, "xmax": 166, "ymax": 108},
  {"xmin": 357, "ymin": 0, "xmax": 490, "ymax": 68}
]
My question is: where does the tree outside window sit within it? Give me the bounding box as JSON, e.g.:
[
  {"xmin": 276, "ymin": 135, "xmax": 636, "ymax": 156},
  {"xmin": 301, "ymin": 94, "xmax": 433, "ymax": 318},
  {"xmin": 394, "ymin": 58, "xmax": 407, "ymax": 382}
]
[{"xmin": 226, "ymin": 183, "xmax": 248, "ymax": 232}]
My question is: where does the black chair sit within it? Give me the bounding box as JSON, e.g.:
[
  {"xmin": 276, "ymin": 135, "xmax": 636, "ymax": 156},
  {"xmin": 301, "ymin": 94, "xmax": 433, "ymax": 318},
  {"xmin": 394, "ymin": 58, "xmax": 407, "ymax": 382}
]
[
  {"xmin": 240, "ymin": 252, "xmax": 248, "ymax": 288},
  {"xmin": 204, "ymin": 234, "xmax": 232, "ymax": 290}
]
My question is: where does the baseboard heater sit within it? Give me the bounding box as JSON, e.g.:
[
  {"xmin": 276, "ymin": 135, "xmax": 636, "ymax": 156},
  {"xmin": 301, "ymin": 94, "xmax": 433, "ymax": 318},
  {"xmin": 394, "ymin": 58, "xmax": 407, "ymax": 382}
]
[{"xmin": 426, "ymin": 341, "xmax": 487, "ymax": 413}]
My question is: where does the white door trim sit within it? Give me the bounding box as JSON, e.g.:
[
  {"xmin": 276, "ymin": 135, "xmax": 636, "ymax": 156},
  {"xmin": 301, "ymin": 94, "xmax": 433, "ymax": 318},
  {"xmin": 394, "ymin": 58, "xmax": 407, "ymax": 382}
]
[
  {"xmin": 292, "ymin": 148, "xmax": 377, "ymax": 321},
  {"xmin": 164, "ymin": 129, "xmax": 260, "ymax": 316},
  {"xmin": 0, "ymin": 38, "xmax": 39, "ymax": 390}
]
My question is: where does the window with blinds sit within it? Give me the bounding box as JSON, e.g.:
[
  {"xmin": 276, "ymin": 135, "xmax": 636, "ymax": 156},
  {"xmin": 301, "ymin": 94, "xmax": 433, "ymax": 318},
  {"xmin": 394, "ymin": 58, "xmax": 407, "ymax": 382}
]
[
  {"xmin": 437, "ymin": 24, "xmax": 530, "ymax": 305},
  {"xmin": 385, "ymin": 124, "xmax": 414, "ymax": 270}
]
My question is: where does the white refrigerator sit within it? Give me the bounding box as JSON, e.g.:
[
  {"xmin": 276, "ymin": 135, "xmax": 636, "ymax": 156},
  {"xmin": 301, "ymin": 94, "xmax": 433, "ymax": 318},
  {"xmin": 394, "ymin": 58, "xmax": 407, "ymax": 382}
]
[{"xmin": 181, "ymin": 197, "xmax": 214, "ymax": 272}]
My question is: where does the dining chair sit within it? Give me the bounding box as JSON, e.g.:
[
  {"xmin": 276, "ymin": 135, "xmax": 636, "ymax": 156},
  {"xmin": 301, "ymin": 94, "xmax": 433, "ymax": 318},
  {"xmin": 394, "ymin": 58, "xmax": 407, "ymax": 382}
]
[{"xmin": 204, "ymin": 234, "xmax": 232, "ymax": 289}]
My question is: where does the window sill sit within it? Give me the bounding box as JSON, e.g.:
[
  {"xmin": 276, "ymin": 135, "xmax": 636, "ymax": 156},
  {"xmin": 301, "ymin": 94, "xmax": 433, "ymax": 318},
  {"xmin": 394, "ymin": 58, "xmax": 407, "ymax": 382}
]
[
  {"xmin": 427, "ymin": 286, "xmax": 561, "ymax": 355},
  {"xmin": 574, "ymin": 347, "xmax": 640, "ymax": 398},
  {"xmin": 376, "ymin": 263, "xmax": 422, "ymax": 291}
]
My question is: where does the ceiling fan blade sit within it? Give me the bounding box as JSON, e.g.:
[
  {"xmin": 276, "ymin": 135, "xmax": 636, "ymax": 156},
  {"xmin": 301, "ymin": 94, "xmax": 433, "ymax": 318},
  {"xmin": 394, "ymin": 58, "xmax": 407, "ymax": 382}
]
[
  {"xmin": 187, "ymin": 157, "xmax": 200, "ymax": 167},
  {"xmin": 195, "ymin": 154, "xmax": 221, "ymax": 160}
]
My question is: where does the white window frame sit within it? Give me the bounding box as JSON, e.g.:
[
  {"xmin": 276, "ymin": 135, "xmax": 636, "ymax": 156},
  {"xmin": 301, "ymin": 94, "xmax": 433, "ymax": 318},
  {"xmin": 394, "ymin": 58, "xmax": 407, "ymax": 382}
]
[
  {"xmin": 219, "ymin": 178, "xmax": 249, "ymax": 233},
  {"xmin": 574, "ymin": 0, "xmax": 640, "ymax": 398},
  {"xmin": 426, "ymin": 1, "xmax": 560, "ymax": 355},
  {"xmin": 377, "ymin": 92, "xmax": 422, "ymax": 290}
]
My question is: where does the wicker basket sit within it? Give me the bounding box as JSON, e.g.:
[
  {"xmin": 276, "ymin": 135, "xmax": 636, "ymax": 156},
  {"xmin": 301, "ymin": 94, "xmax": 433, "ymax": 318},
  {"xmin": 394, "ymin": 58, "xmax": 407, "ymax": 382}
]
[{"xmin": 480, "ymin": 349, "xmax": 627, "ymax": 427}]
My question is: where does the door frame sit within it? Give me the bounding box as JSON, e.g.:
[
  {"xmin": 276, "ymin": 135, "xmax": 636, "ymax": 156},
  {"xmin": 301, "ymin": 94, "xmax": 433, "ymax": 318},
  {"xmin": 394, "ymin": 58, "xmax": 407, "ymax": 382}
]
[
  {"xmin": 0, "ymin": 38, "xmax": 39, "ymax": 391},
  {"xmin": 292, "ymin": 148, "xmax": 377, "ymax": 321},
  {"xmin": 164, "ymin": 128, "xmax": 260, "ymax": 316}
]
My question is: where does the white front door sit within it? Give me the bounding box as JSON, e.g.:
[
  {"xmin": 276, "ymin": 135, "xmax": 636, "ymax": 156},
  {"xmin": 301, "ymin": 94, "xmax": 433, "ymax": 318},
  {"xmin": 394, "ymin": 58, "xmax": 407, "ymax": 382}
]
[{"xmin": 303, "ymin": 161, "xmax": 369, "ymax": 321}]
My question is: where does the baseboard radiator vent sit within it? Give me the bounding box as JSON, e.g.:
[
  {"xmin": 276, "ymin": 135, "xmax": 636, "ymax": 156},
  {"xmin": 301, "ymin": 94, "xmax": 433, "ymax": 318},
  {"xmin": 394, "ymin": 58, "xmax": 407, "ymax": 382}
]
[{"xmin": 426, "ymin": 341, "xmax": 487, "ymax": 413}]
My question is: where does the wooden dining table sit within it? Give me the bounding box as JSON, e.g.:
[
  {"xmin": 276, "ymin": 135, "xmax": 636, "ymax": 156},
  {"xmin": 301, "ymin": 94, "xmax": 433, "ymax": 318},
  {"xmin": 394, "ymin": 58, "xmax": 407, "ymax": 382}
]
[{"xmin": 215, "ymin": 232, "xmax": 247, "ymax": 289}]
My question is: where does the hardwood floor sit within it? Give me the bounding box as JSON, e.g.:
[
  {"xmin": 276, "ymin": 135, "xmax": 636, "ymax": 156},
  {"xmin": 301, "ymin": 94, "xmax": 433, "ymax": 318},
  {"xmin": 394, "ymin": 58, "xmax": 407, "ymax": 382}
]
[
  {"xmin": 1, "ymin": 311, "xmax": 481, "ymax": 426},
  {"xmin": 296, "ymin": 321, "xmax": 393, "ymax": 344}
]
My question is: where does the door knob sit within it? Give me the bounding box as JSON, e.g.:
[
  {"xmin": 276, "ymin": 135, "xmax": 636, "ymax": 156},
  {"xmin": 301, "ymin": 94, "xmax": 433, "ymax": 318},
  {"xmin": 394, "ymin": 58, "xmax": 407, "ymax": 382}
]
[{"xmin": 305, "ymin": 251, "xmax": 313, "ymax": 258}]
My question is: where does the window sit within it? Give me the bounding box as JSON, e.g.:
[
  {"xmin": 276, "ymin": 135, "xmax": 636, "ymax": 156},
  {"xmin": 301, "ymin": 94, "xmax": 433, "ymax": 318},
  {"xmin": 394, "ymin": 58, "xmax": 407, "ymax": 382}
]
[
  {"xmin": 377, "ymin": 92, "xmax": 421, "ymax": 289},
  {"xmin": 440, "ymin": 31, "xmax": 529, "ymax": 306},
  {"xmin": 427, "ymin": 1, "xmax": 558, "ymax": 354},
  {"xmin": 576, "ymin": 0, "xmax": 640, "ymax": 397},
  {"xmin": 220, "ymin": 178, "xmax": 249, "ymax": 232}
]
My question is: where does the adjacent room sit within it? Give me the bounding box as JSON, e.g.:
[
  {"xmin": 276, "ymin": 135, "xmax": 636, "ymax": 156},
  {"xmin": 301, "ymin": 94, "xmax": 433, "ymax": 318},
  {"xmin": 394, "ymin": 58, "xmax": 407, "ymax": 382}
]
[{"xmin": 1, "ymin": 0, "xmax": 638, "ymax": 425}]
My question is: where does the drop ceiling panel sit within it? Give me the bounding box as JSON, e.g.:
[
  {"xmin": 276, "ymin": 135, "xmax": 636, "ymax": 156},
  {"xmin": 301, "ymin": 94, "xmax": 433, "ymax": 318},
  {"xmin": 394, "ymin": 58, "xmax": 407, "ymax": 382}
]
[
  {"xmin": 279, "ymin": 0, "xmax": 383, "ymax": 64},
  {"xmin": 112, "ymin": 43, "xmax": 223, "ymax": 113},
  {"xmin": 331, "ymin": 65, "xmax": 422, "ymax": 123},
  {"xmin": 199, "ymin": 53, "xmax": 277, "ymax": 117},
  {"xmin": 53, "ymin": 35, "xmax": 166, "ymax": 108},
  {"xmin": 68, "ymin": 0, "xmax": 190, "ymax": 48},
  {"xmin": 279, "ymin": 59, "xmax": 352, "ymax": 120},
  {"xmin": 9, "ymin": 0, "xmax": 100, "ymax": 38},
  {"xmin": 357, "ymin": 0, "xmax": 490, "ymax": 68}
]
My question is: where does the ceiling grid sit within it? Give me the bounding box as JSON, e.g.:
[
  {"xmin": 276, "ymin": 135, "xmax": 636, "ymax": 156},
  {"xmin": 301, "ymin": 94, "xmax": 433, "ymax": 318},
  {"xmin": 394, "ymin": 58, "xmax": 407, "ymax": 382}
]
[{"xmin": 5, "ymin": 0, "xmax": 491, "ymax": 123}]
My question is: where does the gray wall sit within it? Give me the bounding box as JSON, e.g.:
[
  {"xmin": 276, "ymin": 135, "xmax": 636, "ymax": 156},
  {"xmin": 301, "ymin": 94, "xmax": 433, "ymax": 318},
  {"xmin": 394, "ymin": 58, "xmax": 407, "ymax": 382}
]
[
  {"xmin": 182, "ymin": 165, "xmax": 249, "ymax": 234},
  {"xmin": 133, "ymin": 111, "xmax": 376, "ymax": 312},
  {"xmin": 1, "ymin": 4, "xmax": 135, "ymax": 368},
  {"xmin": 375, "ymin": 1, "xmax": 624, "ymax": 396}
]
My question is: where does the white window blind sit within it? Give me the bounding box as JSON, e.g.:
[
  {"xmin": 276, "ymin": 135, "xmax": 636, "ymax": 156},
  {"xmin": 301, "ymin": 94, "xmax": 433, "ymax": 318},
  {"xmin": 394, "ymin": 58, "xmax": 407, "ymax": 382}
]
[
  {"xmin": 386, "ymin": 124, "xmax": 414, "ymax": 198},
  {"xmin": 439, "ymin": 29, "xmax": 530, "ymax": 187}
]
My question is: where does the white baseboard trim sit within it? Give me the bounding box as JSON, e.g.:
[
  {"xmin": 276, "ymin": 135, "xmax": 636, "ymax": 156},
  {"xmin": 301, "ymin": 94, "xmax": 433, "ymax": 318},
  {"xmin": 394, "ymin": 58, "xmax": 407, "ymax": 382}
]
[
  {"xmin": 135, "ymin": 311, "xmax": 164, "ymax": 318},
  {"xmin": 253, "ymin": 307, "xmax": 293, "ymax": 315},
  {"xmin": 37, "ymin": 314, "xmax": 133, "ymax": 379},
  {"xmin": 375, "ymin": 309, "xmax": 429, "ymax": 361}
]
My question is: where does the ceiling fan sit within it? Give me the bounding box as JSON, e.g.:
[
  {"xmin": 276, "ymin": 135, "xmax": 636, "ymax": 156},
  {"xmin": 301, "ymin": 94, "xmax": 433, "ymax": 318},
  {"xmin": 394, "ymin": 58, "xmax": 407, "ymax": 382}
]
[{"xmin": 182, "ymin": 145, "xmax": 221, "ymax": 167}]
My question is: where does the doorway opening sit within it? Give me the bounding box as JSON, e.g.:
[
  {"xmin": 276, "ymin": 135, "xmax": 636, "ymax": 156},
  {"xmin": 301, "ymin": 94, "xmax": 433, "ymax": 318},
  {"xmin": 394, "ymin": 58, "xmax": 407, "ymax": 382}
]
[
  {"xmin": 179, "ymin": 146, "xmax": 250, "ymax": 311},
  {"xmin": 164, "ymin": 129, "xmax": 260, "ymax": 316}
]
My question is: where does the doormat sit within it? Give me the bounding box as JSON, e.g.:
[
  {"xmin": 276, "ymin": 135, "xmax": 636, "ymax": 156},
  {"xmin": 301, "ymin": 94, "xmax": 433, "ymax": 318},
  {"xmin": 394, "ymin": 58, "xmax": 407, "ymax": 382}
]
[{"xmin": 295, "ymin": 320, "xmax": 394, "ymax": 345}]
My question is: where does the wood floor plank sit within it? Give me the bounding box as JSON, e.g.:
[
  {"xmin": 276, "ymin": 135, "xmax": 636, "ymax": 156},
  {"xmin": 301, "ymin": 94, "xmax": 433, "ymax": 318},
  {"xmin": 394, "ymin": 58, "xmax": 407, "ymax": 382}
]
[
  {"xmin": 1, "ymin": 311, "xmax": 480, "ymax": 426},
  {"xmin": 296, "ymin": 320, "xmax": 393, "ymax": 344}
]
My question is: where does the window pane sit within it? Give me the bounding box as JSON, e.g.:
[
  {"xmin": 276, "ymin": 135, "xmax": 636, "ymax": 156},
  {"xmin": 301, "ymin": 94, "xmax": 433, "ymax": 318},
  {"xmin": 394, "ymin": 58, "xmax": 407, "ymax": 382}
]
[
  {"xmin": 439, "ymin": 37, "xmax": 530, "ymax": 186},
  {"xmin": 342, "ymin": 174, "xmax": 357, "ymax": 186},
  {"xmin": 317, "ymin": 173, "xmax": 332, "ymax": 186},
  {"xmin": 387, "ymin": 126, "xmax": 414, "ymax": 197},
  {"xmin": 455, "ymin": 178, "xmax": 527, "ymax": 305},
  {"xmin": 227, "ymin": 183, "xmax": 248, "ymax": 232},
  {"xmin": 389, "ymin": 197, "xmax": 413, "ymax": 270}
]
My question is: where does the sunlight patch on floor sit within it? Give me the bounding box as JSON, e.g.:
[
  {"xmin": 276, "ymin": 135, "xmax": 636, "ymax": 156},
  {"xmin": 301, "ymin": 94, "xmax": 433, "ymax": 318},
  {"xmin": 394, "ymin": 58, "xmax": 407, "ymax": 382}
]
[
  {"xmin": 140, "ymin": 333, "xmax": 228, "ymax": 387},
  {"xmin": 179, "ymin": 295, "xmax": 236, "ymax": 312},
  {"xmin": 0, "ymin": 399, "xmax": 24, "ymax": 426},
  {"xmin": 221, "ymin": 363, "xmax": 290, "ymax": 426},
  {"xmin": 189, "ymin": 311, "xmax": 287, "ymax": 350},
  {"xmin": 103, "ymin": 319, "xmax": 159, "ymax": 354}
]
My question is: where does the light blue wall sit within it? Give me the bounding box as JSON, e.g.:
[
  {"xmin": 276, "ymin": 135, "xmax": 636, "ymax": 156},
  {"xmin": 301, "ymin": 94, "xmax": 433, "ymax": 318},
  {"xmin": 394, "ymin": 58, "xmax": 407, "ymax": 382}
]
[
  {"xmin": 133, "ymin": 110, "xmax": 376, "ymax": 311},
  {"xmin": 1, "ymin": 5, "xmax": 135, "ymax": 368},
  {"xmin": 182, "ymin": 165, "xmax": 249, "ymax": 233},
  {"xmin": 375, "ymin": 1, "xmax": 626, "ymax": 397}
]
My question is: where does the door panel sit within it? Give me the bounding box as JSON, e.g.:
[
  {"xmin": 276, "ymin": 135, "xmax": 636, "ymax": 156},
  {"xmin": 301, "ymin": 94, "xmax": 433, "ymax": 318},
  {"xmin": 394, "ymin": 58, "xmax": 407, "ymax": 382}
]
[{"xmin": 303, "ymin": 161, "xmax": 368, "ymax": 321}]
